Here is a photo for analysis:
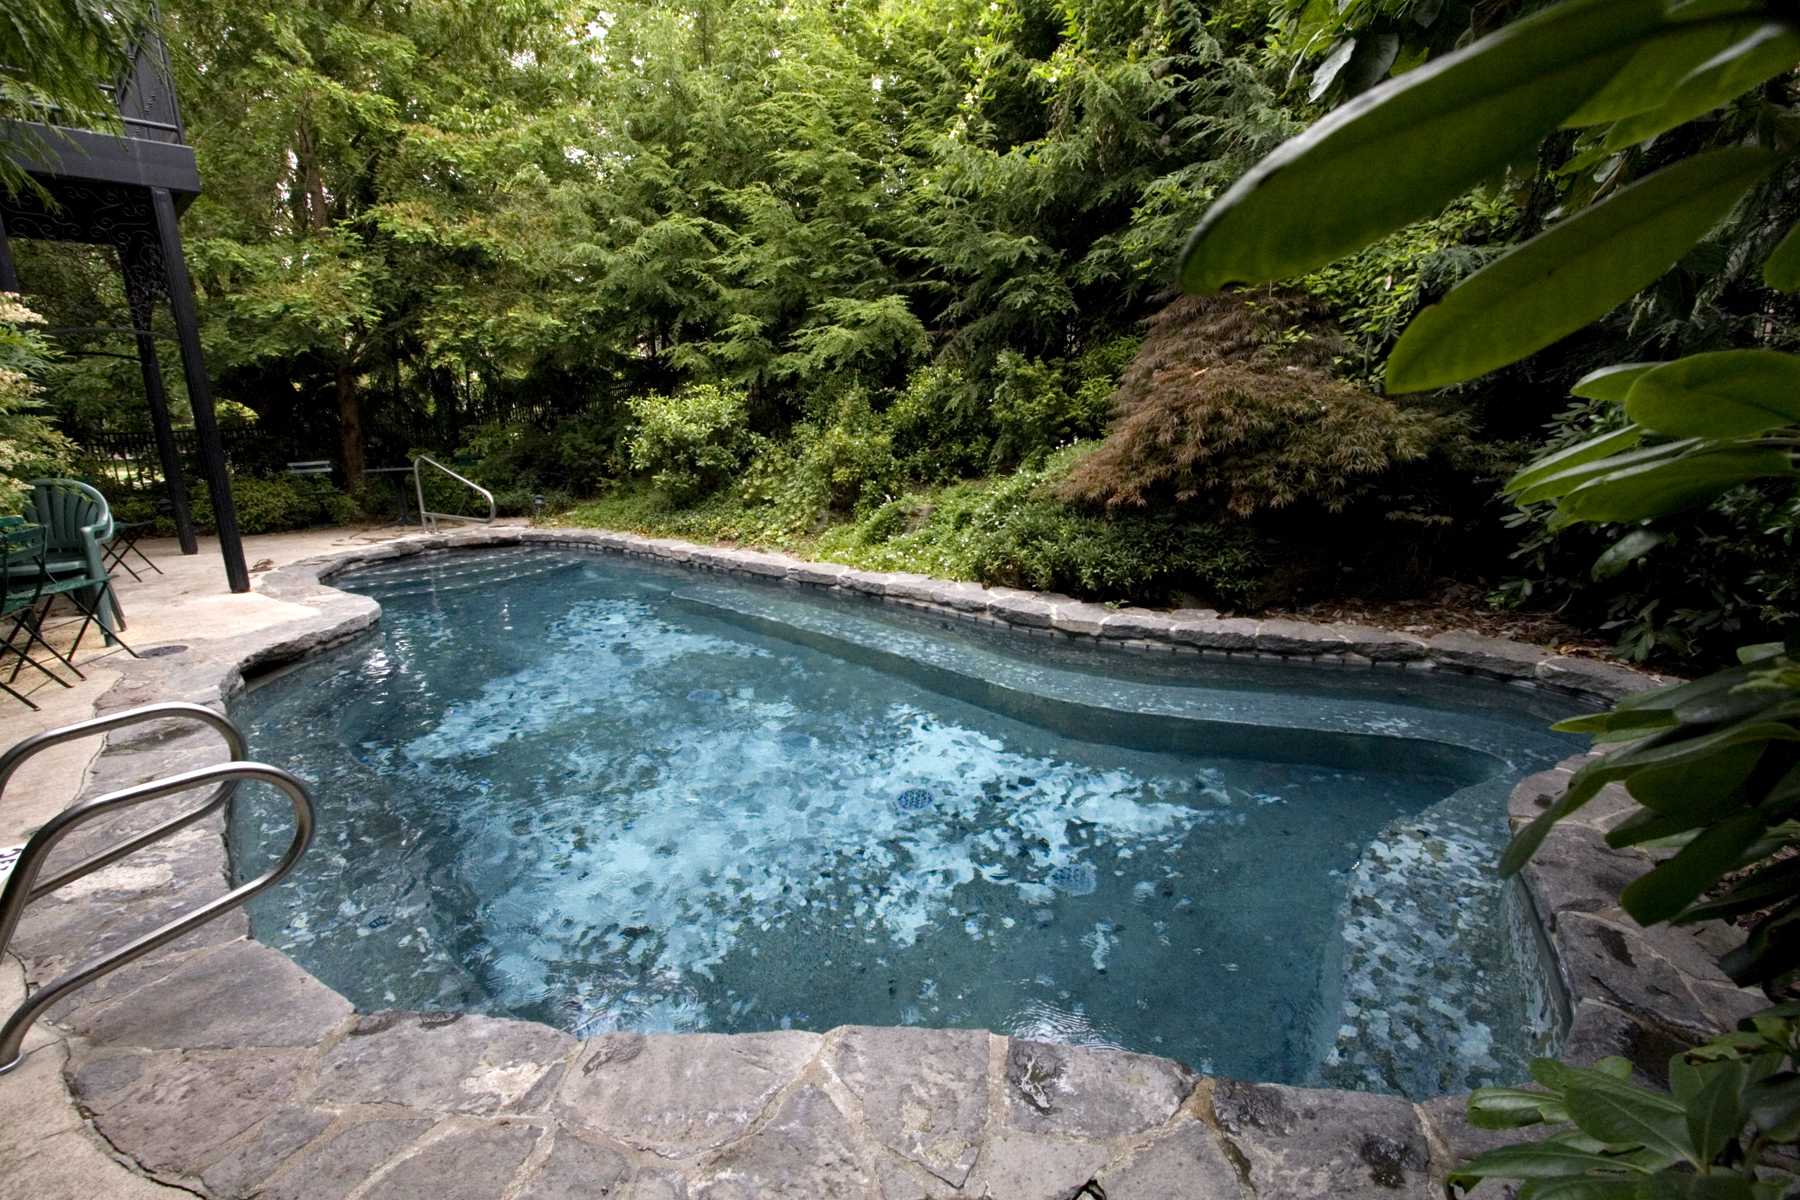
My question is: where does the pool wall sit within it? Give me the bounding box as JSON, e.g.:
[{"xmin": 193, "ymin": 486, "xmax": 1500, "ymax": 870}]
[{"xmin": 5, "ymin": 527, "xmax": 1762, "ymax": 1200}]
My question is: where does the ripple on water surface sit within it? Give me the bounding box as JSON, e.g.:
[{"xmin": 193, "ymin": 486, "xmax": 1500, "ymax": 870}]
[{"xmin": 232, "ymin": 551, "xmax": 1564, "ymax": 1095}]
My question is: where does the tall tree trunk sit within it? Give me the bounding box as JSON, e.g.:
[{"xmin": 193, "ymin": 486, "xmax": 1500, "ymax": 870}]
[{"xmin": 337, "ymin": 364, "xmax": 365, "ymax": 487}]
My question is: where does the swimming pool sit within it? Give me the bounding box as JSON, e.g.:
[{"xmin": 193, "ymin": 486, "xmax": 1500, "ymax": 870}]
[{"xmin": 229, "ymin": 546, "xmax": 1587, "ymax": 1097}]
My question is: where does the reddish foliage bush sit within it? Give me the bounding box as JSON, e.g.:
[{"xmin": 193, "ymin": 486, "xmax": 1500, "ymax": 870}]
[{"xmin": 1056, "ymin": 289, "xmax": 1459, "ymax": 516}]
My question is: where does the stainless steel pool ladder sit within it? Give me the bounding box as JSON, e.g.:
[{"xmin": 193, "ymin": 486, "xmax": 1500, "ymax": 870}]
[
  {"xmin": 413, "ymin": 454, "xmax": 496, "ymax": 535},
  {"xmin": 0, "ymin": 702, "xmax": 314, "ymax": 1074}
]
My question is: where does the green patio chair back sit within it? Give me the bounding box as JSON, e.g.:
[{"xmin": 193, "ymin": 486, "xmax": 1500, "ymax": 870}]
[{"xmin": 22, "ymin": 479, "xmax": 123, "ymax": 633}]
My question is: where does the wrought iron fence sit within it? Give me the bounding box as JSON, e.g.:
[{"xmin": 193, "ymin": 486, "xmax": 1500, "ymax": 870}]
[{"xmin": 79, "ymin": 428, "xmax": 288, "ymax": 488}]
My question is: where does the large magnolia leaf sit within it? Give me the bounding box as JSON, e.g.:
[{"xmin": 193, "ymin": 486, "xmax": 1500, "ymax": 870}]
[
  {"xmin": 1449, "ymin": 1141, "xmax": 1639, "ymax": 1182},
  {"xmin": 1562, "ymin": 19, "xmax": 1759, "ymax": 126},
  {"xmin": 1514, "ymin": 437, "xmax": 1699, "ymax": 506},
  {"xmin": 1622, "ymin": 809, "xmax": 1769, "ymax": 924},
  {"xmin": 1625, "ymin": 350, "xmax": 1800, "ymax": 437},
  {"xmin": 1386, "ymin": 148, "xmax": 1782, "ymax": 391},
  {"xmin": 1558, "ymin": 445, "xmax": 1793, "ymax": 522},
  {"xmin": 1764, "ymin": 222, "xmax": 1800, "ymax": 292},
  {"xmin": 1178, "ymin": 0, "xmax": 1666, "ymax": 292},
  {"xmin": 1684, "ymin": 1058, "xmax": 1749, "ymax": 1164},
  {"xmin": 1606, "ymin": 23, "xmax": 1800, "ymax": 149},
  {"xmin": 1508, "ymin": 425, "xmax": 1647, "ymax": 497},
  {"xmin": 1563, "ymin": 1072, "xmax": 1696, "ymax": 1161}
]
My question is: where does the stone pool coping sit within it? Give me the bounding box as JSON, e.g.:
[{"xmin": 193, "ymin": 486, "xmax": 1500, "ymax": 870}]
[{"xmin": 0, "ymin": 527, "xmax": 1762, "ymax": 1199}]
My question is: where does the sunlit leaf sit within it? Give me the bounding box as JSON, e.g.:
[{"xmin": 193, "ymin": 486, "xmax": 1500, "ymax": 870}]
[
  {"xmin": 1573, "ymin": 363, "xmax": 1661, "ymax": 401},
  {"xmin": 1625, "ymin": 351, "xmax": 1800, "ymax": 437},
  {"xmin": 1179, "ymin": 0, "xmax": 1667, "ymax": 293},
  {"xmin": 1385, "ymin": 148, "xmax": 1781, "ymax": 392}
]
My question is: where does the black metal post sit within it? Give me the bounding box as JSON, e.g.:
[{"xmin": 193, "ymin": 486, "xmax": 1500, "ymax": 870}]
[
  {"xmin": 120, "ymin": 260, "xmax": 197, "ymax": 554},
  {"xmin": 0, "ymin": 211, "xmax": 17, "ymax": 293},
  {"xmin": 149, "ymin": 186, "xmax": 246, "ymax": 592}
]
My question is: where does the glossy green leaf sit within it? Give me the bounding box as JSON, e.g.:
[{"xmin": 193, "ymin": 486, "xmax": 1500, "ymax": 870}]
[
  {"xmin": 1680, "ymin": 855, "xmax": 1800, "ymax": 921},
  {"xmin": 1607, "ymin": 804, "xmax": 1723, "ymax": 848},
  {"xmin": 1593, "ymin": 529, "xmax": 1667, "ymax": 579},
  {"xmin": 1746, "ymin": 1073, "xmax": 1800, "ymax": 1139},
  {"xmin": 1622, "ymin": 810, "xmax": 1768, "ymax": 925},
  {"xmin": 1179, "ymin": 0, "xmax": 1667, "ymax": 293},
  {"xmin": 1385, "ymin": 148, "xmax": 1782, "ymax": 392},
  {"xmin": 1563, "ymin": 20, "xmax": 1758, "ymax": 126},
  {"xmin": 1574, "ymin": 364, "xmax": 1662, "ymax": 401},
  {"xmin": 1564, "ymin": 1072, "xmax": 1695, "ymax": 1160},
  {"xmin": 1684, "ymin": 1057, "xmax": 1749, "ymax": 1162},
  {"xmin": 1626, "ymin": 738, "xmax": 1766, "ymax": 813},
  {"xmin": 1625, "ymin": 351, "xmax": 1800, "ymax": 437},
  {"xmin": 1450, "ymin": 1141, "xmax": 1637, "ymax": 1183},
  {"xmin": 1553, "ymin": 708, "xmax": 1677, "ymax": 736},
  {"xmin": 1558, "ymin": 446, "xmax": 1794, "ymax": 523},
  {"xmin": 1470, "ymin": 1086, "xmax": 1568, "ymax": 1128},
  {"xmin": 1762, "ymin": 222, "xmax": 1800, "ymax": 292},
  {"xmin": 1606, "ymin": 23, "xmax": 1800, "ymax": 149},
  {"xmin": 1509, "ymin": 425, "xmax": 1647, "ymax": 497},
  {"xmin": 1640, "ymin": 1175, "xmax": 1757, "ymax": 1200},
  {"xmin": 1720, "ymin": 905, "xmax": 1800, "ymax": 985},
  {"xmin": 1527, "ymin": 1178, "xmax": 1655, "ymax": 1200},
  {"xmin": 1514, "ymin": 438, "xmax": 1698, "ymax": 505}
]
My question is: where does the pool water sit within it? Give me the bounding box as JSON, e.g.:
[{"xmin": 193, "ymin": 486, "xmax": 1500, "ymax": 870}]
[{"xmin": 231, "ymin": 548, "xmax": 1584, "ymax": 1096}]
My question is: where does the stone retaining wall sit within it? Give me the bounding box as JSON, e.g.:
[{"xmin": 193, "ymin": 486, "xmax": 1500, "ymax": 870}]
[{"xmin": 0, "ymin": 528, "xmax": 1756, "ymax": 1200}]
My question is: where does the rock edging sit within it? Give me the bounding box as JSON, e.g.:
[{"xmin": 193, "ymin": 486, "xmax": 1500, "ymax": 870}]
[{"xmin": 272, "ymin": 525, "xmax": 1669, "ymax": 706}]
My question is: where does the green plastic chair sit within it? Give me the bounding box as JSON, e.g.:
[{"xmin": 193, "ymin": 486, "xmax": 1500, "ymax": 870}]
[
  {"xmin": 22, "ymin": 479, "xmax": 125, "ymax": 637},
  {"xmin": 0, "ymin": 524, "xmax": 83, "ymax": 708}
]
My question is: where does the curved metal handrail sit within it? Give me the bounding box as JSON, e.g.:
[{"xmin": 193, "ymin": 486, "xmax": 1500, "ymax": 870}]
[
  {"xmin": 0, "ymin": 702, "xmax": 245, "ymax": 903},
  {"xmin": 0, "ymin": 761, "xmax": 314, "ymax": 1073},
  {"xmin": 412, "ymin": 455, "xmax": 496, "ymax": 535}
]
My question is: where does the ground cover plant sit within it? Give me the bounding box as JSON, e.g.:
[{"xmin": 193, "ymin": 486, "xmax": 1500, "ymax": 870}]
[{"xmin": 1177, "ymin": 0, "xmax": 1800, "ymax": 1190}]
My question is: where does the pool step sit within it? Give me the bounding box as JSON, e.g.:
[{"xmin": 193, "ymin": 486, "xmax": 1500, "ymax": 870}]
[{"xmin": 337, "ymin": 552, "xmax": 580, "ymax": 600}]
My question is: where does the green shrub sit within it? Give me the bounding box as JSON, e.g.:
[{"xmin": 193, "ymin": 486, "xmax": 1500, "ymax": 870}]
[
  {"xmin": 458, "ymin": 407, "xmax": 627, "ymax": 497},
  {"xmin": 626, "ymin": 385, "xmax": 752, "ymax": 504},
  {"xmin": 987, "ymin": 342, "xmax": 1128, "ymax": 471},
  {"xmin": 887, "ymin": 363, "xmax": 990, "ymax": 483},
  {"xmin": 817, "ymin": 445, "xmax": 1259, "ymax": 605}
]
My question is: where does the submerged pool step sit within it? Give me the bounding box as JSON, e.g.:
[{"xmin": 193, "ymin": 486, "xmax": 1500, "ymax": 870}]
[{"xmin": 338, "ymin": 554, "xmax": 580, "ymax": 600}]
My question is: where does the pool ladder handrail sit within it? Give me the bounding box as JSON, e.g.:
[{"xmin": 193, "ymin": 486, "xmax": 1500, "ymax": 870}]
[
  {"xmin": 0, "ymin": 702, "xmax": 314, "ymax": 1074},
  {"xmin": 413, "ymin": 454, "xmax": 496, "ymax": 535}
]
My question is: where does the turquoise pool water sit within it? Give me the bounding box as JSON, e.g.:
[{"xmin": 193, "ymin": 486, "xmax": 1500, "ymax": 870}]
[{"xmin": 231, "ymin": 547, "xmax": 1586, "ymax": 1096}]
